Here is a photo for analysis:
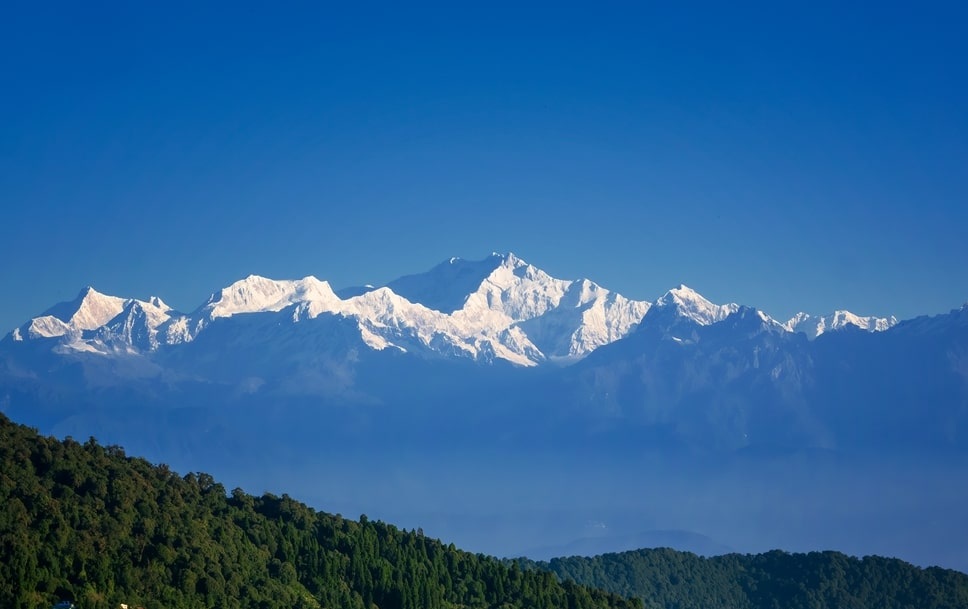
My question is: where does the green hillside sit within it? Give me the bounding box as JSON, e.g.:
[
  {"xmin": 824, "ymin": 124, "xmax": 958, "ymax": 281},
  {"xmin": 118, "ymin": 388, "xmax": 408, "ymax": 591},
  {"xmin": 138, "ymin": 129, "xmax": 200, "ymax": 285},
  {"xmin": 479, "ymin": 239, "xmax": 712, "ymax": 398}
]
[
  {"xmin": 0, "ymin": 413, "xmax": 640, "ymax": 609},
  {"xmin": 515, "ymin": 547, "xmax": 968, "ymax": 609}
]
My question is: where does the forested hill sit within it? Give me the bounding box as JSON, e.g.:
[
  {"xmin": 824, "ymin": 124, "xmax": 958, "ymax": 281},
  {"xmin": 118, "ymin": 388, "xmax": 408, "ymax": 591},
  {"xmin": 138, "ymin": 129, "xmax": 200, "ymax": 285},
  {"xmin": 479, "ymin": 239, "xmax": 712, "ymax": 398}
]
[
  {"xmin": 515, "ymin": 547, "xmax": 968, "ymax": 609},
  {"xmin": 0, "ymin": 413, "xmax": 640, "ymax": 609}
]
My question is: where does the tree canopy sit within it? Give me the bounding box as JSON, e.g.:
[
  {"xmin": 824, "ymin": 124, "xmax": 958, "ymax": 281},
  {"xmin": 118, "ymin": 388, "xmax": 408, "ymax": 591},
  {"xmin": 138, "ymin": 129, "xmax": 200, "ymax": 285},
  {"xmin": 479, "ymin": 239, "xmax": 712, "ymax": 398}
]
[{"xmin": 514, "ymin": 546, "xmax": 968, "ymax": 609}]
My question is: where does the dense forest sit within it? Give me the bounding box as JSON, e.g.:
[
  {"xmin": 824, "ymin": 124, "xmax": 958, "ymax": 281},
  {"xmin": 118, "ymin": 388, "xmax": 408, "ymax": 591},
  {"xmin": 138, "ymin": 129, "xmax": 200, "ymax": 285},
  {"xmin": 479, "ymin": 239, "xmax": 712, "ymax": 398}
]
[
  {"xmin": 0, "ymin": 413, "xmax": 639, "ymax": 609},
  {"xmin": 514, "ymin": 547, "xmax": 968, "ymax": 609}
]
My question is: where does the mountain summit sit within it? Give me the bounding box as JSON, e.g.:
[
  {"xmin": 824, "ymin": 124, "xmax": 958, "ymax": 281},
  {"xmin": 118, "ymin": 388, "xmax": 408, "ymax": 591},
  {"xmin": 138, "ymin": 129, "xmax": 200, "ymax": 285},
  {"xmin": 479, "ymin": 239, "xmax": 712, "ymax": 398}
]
[{"xmin": 653, "ymin": 284, "xmax": 740, "ymax": 326}]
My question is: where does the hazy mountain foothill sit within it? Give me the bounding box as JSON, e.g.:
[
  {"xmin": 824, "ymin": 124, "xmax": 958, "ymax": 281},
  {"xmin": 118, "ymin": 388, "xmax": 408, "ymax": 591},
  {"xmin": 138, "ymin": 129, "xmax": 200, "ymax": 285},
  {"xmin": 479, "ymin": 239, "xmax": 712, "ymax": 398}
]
[{"xmin": 2, "ymin": 253, "xmax": 967, "ymax": 580}]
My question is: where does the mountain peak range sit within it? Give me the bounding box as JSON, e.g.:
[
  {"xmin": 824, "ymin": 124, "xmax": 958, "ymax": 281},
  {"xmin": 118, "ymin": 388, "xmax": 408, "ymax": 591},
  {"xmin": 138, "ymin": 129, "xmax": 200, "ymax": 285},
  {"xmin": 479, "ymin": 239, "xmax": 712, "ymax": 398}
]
[{"xmin": 7, "ymin": 253, "xmax": 902, "ymax": 364}]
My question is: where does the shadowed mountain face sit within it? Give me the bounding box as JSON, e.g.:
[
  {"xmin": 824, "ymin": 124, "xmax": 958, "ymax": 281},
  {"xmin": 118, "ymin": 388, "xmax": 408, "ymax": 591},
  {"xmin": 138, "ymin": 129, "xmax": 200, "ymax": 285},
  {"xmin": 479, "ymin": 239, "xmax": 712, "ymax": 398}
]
[
  {"xmin": 386, "ymin": 254, "xmax": 509, "ymax": 314},
  {"xmin": 570, "ymin": 303, "xmax": 968, "ymax": 455},
  {"xmin": 1, "ymin": 254, "xmax": 966, "ymax": 572}
]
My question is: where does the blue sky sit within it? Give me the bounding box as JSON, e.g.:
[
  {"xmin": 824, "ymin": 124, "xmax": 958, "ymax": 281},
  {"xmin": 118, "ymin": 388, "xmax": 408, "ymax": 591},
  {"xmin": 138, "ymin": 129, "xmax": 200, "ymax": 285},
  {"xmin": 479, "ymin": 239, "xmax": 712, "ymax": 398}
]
[{"xmin": 2, "ymin": 2, "xmax": 966, "ymax": 332}]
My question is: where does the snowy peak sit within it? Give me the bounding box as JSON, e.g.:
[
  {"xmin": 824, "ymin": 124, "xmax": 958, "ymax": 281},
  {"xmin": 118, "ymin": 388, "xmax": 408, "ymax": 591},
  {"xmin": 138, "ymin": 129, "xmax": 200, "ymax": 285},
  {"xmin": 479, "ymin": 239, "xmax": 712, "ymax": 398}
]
[
  {"xmin": 460, "ymin": 253, "xmax": 570, "ymax": 321},
  {"xmin": 647, "ymin": 286, "xmax": 898, "ymax": 342},
  {"xmin": 97, "ymin": 297, "xmax": 178, "ymax": 352},
  {"xmin": 54, "ymin": 286, "xmax": 129, "ymax": 331},
  {"xmin": 495, "ymin": 250, "xmax": 526, "ymax": 269},
  {"xmin": 147, "ymin": 296, "xmax": 171, "ymax": 311},
  {"xmin": 385, "ymin": 252, "xmax": 510, "ymax": 314},
  {"xmin": 654, "ymin": 285, "xmax": 740, "ymax": 326},
  {"xmin": 719, "ymin": 306, "xmax": 788, "ymax": 336},
  {"xmin": 368, "ymin": 252, "xmax": 651, "ymax": 363},
  {"xmin": 14, "ymin": 287, "xmax": 130, "ymax": 340},
  {"xmin": 383, "ymin": 252, "xmax": 550, "ymax": 316},
  {"xmin": 514, "ymin": 278, "xmax": 651, "ymax": 361},
  {"xmin": 784, "ymin": 310, "xmax": 898, "ymax": 339},
  {"xmin": 201, "ymin": 275, "xmax": 339, "ymax": 319}
]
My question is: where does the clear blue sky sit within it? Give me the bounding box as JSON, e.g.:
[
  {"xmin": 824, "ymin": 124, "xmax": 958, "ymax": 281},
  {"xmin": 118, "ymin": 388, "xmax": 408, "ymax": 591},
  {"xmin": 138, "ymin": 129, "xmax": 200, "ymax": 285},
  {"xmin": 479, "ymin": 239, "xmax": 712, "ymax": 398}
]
[{"xmin": 2, "ymin": 2, "xmax": 966, "ymax": 333}]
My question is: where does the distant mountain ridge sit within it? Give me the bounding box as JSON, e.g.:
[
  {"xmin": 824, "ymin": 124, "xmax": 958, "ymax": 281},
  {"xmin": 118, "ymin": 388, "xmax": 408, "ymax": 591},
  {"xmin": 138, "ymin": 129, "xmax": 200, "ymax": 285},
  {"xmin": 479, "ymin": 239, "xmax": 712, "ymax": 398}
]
[
  {"xmin": 0, "ymin": 252, "xmax": 955, "ymax": 457},
  {"xmin": 5, "ymin": 252, "xmax": 899, "ymax": 366},
  {"xmin": 783, "ymin": 310, "xmax": 899, "ymax": 338}
]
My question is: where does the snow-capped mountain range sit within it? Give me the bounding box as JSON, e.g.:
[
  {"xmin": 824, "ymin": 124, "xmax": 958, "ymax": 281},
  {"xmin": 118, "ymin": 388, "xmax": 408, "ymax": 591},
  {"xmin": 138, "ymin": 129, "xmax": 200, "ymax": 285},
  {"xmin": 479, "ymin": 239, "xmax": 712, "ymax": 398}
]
[
  {"xmin": 782, "ymin": 310, "xmax": 898, "ymax": 339},
  {"xmin": 6, "ymin": 252, "xmax": 897, "ymax": 366}
]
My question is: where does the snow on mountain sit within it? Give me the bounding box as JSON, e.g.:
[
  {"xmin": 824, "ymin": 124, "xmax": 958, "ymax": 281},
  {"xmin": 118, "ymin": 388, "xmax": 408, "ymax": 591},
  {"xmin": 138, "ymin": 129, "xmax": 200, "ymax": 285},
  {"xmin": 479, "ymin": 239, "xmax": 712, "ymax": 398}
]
[
  {"xmin": 14, "ymin": 287, "xmax": 129, "ymax": 340},
  {"xmin": 715, "ymin": 305, "xmax": 791, "ymax": 337},
  {"xmin": 57, "ymin": 287, "xmax": 130, "ymax": 330},
  {"xmin": 395, "ymin": 253, "xmax": 652, "ymax": 362},
  {"xmin": 13, "ymin": 316, "xmax": 70, "ymax": 341},
  {"xmin": 179, "ymin": 274, "xmax": 344, "ymax": 344},
  {"xmin": 784, "ymin": 310, "xmax": 898, "ymax": 339},
  {"xmin": 4, "ymin": 254, "xmax": 909, "ymax": 366},
  {"xmin": 199, "ymin": 275, "xmax": 341, "ymax": 320},
  {"xmin": 328, "ymin": 251, "xmax": 651, "ymax": 365},
  {"xmin": 7, "ymin": 254, "xmax": 653, "ymax": 366},
  {"xmin": 333, "ymin": 274, "xmax": 547, "ymax": 366},
  {"xmin": 11, "ymin": 287, "xmax": 170, "ymax": 350},
  {"xmin": 515, "ymin": 279, "xmax": 651, "ymax": 362},
  {"xmin": 455, "ymin": 253, "xmax": 570, "ymax": 321},
  {"xmin": 96, "ymin": 298, "xmax": 180, "ymax": 352},
  {"xmin": 336, "ymin": 287, "xmax": 474, "ymax": 358},
  {"xmin": 386, "ymin": 254, "xmax": 509, "ymax": 314},
  {"xmin": 176, "ymin": 265, "xmax": 542, "ymax": 365},
  {"xmin": 650, "ymin": 285, "xmax": 740, "ymax": 325},
  {"xmin": 643, "ymin": 286, "xmax": 894, "ymax": 342}
]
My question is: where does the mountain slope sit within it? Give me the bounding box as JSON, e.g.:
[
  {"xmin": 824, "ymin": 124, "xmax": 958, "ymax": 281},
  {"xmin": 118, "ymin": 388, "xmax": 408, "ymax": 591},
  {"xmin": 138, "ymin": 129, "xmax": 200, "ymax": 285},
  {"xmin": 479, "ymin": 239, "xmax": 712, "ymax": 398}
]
[
  {"xmin": 571, "ymin": 302, "xmax": 968, "ymax": 454},
  {"xmin": 0, "ymin": 412, "xmax": 641, "ymax": 609}
]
